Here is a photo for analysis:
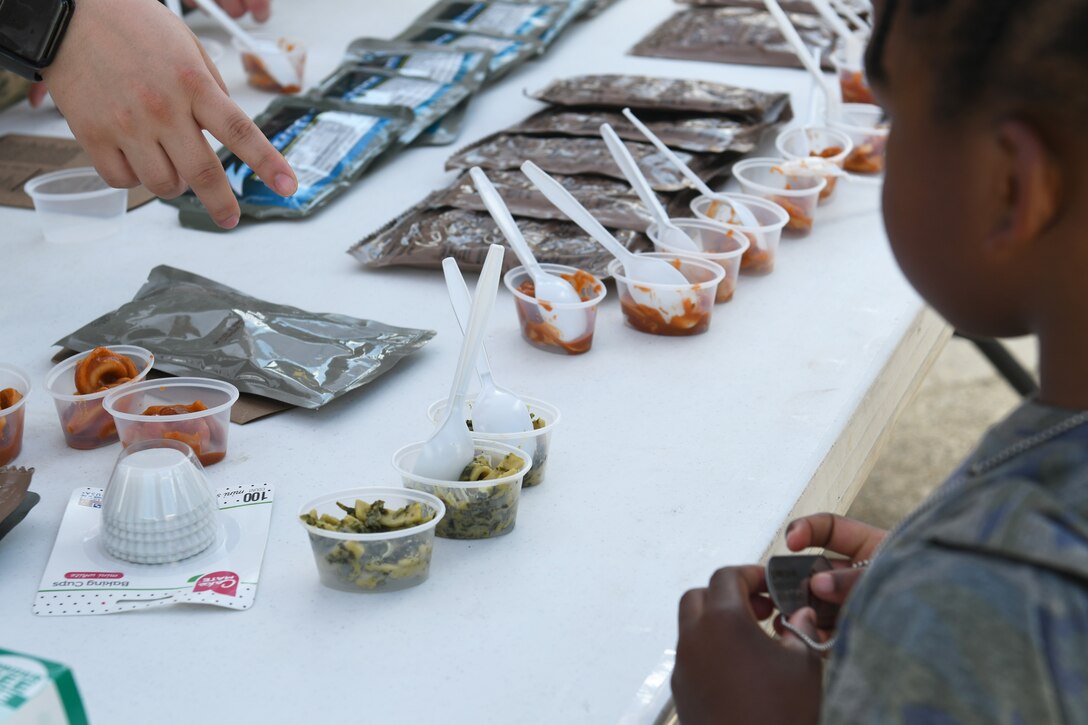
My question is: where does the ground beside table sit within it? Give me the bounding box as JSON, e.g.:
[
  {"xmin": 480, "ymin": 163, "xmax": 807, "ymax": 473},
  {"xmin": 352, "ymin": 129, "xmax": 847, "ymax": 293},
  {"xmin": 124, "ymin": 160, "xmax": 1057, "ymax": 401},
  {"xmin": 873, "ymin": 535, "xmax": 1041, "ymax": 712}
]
[{"xmin": 0, "ymin": 0, "xmax": 947, "ymax": 722}]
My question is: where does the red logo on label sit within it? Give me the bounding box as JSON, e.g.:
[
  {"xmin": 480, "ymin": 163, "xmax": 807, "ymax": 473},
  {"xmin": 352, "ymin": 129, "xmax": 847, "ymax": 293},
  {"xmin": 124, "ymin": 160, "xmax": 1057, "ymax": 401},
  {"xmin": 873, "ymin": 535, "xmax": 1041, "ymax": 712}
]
[
  {"xmin": 192, "ymin": 571, "xmax": 239, "ymax": 597},
  {"xmin": 65, "ymin": 572, "xmax": 124, "ymax": 580}
]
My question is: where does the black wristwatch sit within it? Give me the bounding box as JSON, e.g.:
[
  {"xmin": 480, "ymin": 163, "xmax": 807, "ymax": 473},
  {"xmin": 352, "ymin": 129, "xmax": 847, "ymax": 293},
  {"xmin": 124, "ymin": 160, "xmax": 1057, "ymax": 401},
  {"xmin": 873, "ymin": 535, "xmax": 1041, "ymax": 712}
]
[{"xmin": 0, "ymin": 0, "xmax": 75, "ymax": 81}]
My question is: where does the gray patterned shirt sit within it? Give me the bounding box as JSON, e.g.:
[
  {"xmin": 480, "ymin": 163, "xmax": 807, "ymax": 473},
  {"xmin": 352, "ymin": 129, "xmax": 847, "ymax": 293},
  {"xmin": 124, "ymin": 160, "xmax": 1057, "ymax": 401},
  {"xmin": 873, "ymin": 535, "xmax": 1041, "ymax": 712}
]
[{"xmin": 822, "ymin": 402, "xmax": 1088, "ymax": 724}]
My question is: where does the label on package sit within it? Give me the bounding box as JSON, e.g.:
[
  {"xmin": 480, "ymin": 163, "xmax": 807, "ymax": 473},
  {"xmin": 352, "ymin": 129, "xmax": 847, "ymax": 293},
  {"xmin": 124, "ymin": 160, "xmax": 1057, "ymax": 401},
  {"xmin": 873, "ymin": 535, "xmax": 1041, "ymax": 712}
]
[{"xmin": 33, "ymin": 484, "xmax": 274, "ymax": 616}]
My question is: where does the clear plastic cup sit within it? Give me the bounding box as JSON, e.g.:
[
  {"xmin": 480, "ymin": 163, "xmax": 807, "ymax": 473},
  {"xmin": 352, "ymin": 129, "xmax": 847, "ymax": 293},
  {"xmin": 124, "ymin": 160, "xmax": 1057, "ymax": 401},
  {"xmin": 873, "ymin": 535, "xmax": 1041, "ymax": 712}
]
[
  {"xmin": 647, "ymin": 218, "xmax": 749, "ymax": 304},
  {"xmin": 830, "ymin": 49, "xmax": 876, "ymax": 105},
  {"xmin": 775, "ymin": 127, "xmax": 854, "ymax": 204},
  {"xmin": 45, "ymin": 346, "xmax": 154, "ymax": 450},
  {"xmin": 732, "ymin": 158, "xmax": 827, "ymax": 236},
  {"xmin": 0, "ymin": 365, "xmax": 30, "ymax": 467},
  {"xmin": 299, "ymin": 487, "xmax": 445, "ymax": 592},
  {"xmin": 232, "ymin": 34, "xmax": 306, "ymax": 93},
  {"xmin": 607, "ymin": 253, "xmax": 724, "ymax": 337},
  {"xmin": 24, "ymin": 167, "xmax": 127, "ymax": 244},
  {"xmin": 392, "ymin": 439, "xmax": 531, "ymax": 540},
  {"xmin": 427, "ymin": 395, "xmax": 560, "ymax": 488},
  {"xmin": 503, "ymin": 264, "xmax": 607, "ymax": 355},
  {"xmin": 101, "ymin": 439, "xmax": 218, "ymax": 565},
  {"xmin": 830, "ymin": 104, "xmax": 889, "ymax": 175},
  {"xmin": 690, "ymin": 194, "xmax": 790, "ymax": 276},
  {"xmin": 103, "ymin": 378, "xmax": 239, "ymax": 467}
]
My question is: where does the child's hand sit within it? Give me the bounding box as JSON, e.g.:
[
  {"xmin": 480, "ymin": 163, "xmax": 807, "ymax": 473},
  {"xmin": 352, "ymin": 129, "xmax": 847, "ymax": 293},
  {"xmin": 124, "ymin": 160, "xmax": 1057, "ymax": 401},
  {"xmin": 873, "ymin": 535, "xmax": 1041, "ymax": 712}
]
[
  {"xmin": 786, "ymin": 513, "xmax": 886, "ymax": 604},
  {"xmin": 672, "ymin": 566, "xmax": 822, "ymax": 725}
]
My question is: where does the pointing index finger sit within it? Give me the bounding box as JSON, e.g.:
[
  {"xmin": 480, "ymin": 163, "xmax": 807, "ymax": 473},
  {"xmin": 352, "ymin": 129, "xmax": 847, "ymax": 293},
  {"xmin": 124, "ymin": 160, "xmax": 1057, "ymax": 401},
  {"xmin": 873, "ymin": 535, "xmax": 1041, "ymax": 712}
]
[{"xmin": 192, "ymin": 86, "xmax": 297, "ymax": 198}]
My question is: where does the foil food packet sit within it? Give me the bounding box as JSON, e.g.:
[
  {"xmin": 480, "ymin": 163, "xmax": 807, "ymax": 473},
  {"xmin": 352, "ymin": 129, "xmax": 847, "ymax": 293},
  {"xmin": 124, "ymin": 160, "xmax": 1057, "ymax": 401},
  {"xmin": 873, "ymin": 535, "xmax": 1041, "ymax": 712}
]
[
  {"xmin": 350, "ymin": 205, "xmax": 650, "ymax": 277},
  {"xmin": 431, "ymin": 169, "xmax": 656, "ymax": 231},
  {"xmin": 415, "ymin": 96, "xmax": 471, "ymax": 146},
  {"xmin": 342, "ymin": 38, "xmax": 492, "ymax": 85},
  {"xmin": 445, "ymin": 132, "xmax": 738, "ymax": 192},
  {"xmin": 55, "ymin": 266, "xmax": 436, "ymax": 410},
  {"xmin": 676, "ymin": 0, "xmax": 867, "ymax": 12},
  {"xmin": 506, "ymin": 108, "xmax": 774, "ymax": 153},
  {"xmin": 166, "ymin": 98, "xmax": 410, "ymax": 226},
  {"xmin": 413, "ymin": 0, "xmax": 566, "ymax": 44},
  {"xmin": 529, "ymin": 73, "xmax": 793, "ymax": 119},
  {"xmin": 397, "ymin": 23, "xmax": 541, "ymax": 80},
  {"xmin": 312, "ymin": 66, "xmax": 479, "ymax": 146},
  {"xmin": 629, "ymin": 8, "xmax": 835, "ymax": 70}
]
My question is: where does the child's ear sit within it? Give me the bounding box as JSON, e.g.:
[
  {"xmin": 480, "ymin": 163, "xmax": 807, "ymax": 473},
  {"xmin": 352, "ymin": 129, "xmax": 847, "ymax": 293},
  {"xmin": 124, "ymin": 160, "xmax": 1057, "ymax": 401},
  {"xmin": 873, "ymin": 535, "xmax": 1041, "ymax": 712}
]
[{"xmin": 991, "ymin": 119, "xmax": 1062, "ymax": 252}]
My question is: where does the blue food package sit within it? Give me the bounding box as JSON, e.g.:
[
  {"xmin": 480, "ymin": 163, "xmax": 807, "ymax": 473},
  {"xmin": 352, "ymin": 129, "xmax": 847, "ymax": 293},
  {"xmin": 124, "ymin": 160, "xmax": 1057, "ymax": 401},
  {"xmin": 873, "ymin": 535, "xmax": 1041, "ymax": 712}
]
[
  {"xmin": 313, "ymin": 66, "xmax": 475, "ymax": 146},
  {"xmin": 397, "ymin": 23, "xmax": 541, "ymax": 80},
  {"xmin": 165, "ymin": 98, "xmax": 410, "ymax": 223}
]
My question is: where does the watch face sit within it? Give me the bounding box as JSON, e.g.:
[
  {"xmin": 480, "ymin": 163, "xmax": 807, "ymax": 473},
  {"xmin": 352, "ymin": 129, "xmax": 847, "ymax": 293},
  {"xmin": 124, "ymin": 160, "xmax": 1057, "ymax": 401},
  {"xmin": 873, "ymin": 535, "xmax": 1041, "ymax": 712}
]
[{"xmin": 0, "ymin": 0, "xmax": 71, "ymax": 64}]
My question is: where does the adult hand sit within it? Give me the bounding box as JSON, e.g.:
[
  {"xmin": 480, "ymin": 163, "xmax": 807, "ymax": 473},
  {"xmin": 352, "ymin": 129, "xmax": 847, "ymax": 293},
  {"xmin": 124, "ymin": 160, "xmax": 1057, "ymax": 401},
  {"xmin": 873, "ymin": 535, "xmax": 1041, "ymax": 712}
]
[
  {"xmin": 183, "ymin": 0, "xmax": 271, "ymax": 22},
  {"xmin": 672, "ymin": 566, "xmax": 823, "ymax": 725},
  {"xmin": 40, "ymin": 0, "xmax": 296, "ymax": 228},
  {"xmin": 786, "ymin": 513, "xmax": 887, "ymax": 605}
]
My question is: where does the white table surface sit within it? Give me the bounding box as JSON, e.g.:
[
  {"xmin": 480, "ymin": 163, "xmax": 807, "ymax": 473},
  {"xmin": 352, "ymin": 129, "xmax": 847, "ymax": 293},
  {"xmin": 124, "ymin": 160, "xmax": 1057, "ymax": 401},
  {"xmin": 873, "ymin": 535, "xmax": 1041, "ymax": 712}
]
[{"xmin": 0, "ymin": 0, "xmax": 946, "ymax": 722}]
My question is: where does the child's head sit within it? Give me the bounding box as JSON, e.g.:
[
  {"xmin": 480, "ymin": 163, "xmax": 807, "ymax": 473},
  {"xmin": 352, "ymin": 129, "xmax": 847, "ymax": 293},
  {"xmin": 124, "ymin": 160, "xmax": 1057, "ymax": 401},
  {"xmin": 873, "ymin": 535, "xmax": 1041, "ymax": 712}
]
[{"xmin": 864, "ymin": 0, "xmax": 1088, "ymax": 338}]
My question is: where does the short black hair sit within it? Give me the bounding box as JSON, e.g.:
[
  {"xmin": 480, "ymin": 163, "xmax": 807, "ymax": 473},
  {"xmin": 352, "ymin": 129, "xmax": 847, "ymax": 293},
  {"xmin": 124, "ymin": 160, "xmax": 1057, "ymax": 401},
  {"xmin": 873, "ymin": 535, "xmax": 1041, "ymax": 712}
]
[{"xmin": 864, "ymin": 0, "xmax": 1088, "ymax": 120}]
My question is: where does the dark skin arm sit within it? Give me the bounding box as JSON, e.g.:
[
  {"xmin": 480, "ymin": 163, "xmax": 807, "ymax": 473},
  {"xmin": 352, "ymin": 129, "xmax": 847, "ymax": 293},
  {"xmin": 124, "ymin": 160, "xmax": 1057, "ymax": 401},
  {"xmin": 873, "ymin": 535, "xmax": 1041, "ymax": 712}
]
[{"xmin": 672, "ymin": 566, "xmax": 823, "ymax": 725}]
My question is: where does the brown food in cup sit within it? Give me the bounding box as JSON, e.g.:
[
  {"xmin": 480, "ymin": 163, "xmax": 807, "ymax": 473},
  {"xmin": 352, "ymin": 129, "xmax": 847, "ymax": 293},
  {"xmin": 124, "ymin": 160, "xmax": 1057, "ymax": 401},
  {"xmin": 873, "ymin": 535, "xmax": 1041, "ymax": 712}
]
[
  {"xmin": 0, "ymin": 388, "xmax": 24, "ymax": 466},
  {"xmin": 514, "ymin": 271, "xmax": 600, "ymax": 355},
  {"xmin": 241, "ymin": 39, "xmax": 303, "ymax": 94},
  {"xmin": 63, "ymin": 400, "xmax": 118, "ymax": 449},
  {"xmin": 839, "ymin": 70, "xmax": 876, "ymax": 104},
  {"xmin": 773, "ymin": 196, "xmax": 814, "ymax": 233},
  {"xmin": 810, "ymin": 147, "xmax": 843, "ymax": 200},
  {"xmin": 844, "ymin": 141, "xmax": 886, "ymax": 174},
  {"xmin": 122, "ymin": 400, "xmax": 227, "ymax": 466},
  {"xmin": 619, "ymin": 292, "xmax": 711, "ymax": 336},
  {"xmin": 74, "ymin": 347, "xmax": 138, "ymax": 395}
]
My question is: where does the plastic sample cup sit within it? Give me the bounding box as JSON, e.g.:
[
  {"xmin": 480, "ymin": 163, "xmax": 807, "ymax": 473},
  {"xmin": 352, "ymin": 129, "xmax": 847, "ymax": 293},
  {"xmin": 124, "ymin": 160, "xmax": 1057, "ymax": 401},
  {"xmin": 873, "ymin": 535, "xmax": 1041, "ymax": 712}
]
[
  {"xmin": 503, "ymin": 264, "xmax": 606, "ymax": 355},
  {"xmin": 830, "ymin": 104, "xmax": 889, "ymax": 175},
  {"xmin": 647, "ymin": 218, "xmax": 749, "ymax": 304},
  {"xmin": 45, "ymin": 346, "xmax": 154, "ymax": 450},
  {"xmin": 101, "ymin": 439, "xmax": 218, "ymax": 565},
  {"xmin": 607, "ymin": 253, "xmax": 724, "ymax": 337},
  {"xmin": 775, "ymin": 127, "xmax": 854, "ymax": 204},
  {"xmin": 299, "ymin": 487, "xmax": 445, "ymax": 593},
  {"xmin": 831, "ymin": 49, "xmax": 876, "ymax": 104},
  {"xmin": 0, "ymin": 365, "xmax": 30, "ymax": 467},
  {"xmin": 732, "ymin": 158, "xmax": 827, "ymax": 236},
  {"xmin": 392, "ymin": 439, "xmax": 531, "ymax": 540},
  {"xmin": 24, "ymin": 167, "xmax": 127, "ymax": 244},
  {"xmin": 103, "ymin": 378, "xmax": 239, "ymax": 467},
  {"xmin": 232, "ymin": 34, "xmax": 306, "ymax": 93},
  {"xmin": 690, "ymin": 194, "xmax": 789, "ymax": 276},
  {"xmin": 427, "ymin": 395, "xmax": 561, "ymax": 488}
]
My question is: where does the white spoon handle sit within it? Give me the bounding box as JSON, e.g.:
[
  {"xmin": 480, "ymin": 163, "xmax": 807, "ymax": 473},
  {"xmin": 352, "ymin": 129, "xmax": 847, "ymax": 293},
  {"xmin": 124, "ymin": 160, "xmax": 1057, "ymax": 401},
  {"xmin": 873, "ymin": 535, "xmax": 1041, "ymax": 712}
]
[
  {"xmin": 470, "ymin": 167, "xmax": 546, "ymax": 281},
  {"xmin": 189, "ymin": 0, "xmax": 257, "ymax": 49},
  {"xmin": 599, "ymin": 123, "xmax": 672, "ymax": 229},
  {"xmin": 762, "ymin": 0, "xmax": 840, "ymax": 118},
  {"xmin": 444, "ymin": 244, "xmax": 504, "ymax": 417},
  {"xmin": 521, "ymin": 160, "xmax": 634, "ymax": 264},
  {"xmin": 809, "ymin": 0, "xmax": 856, "ymax": 45},
  {"xmin": 621, "ymin": 108, "xmax": 714, "ymax": 197},
  {"xmin": 441, "ymin": 257, "xmax": 493, "ymax": 385},
  {"xmin": 829, "ymin": 0, "xmax": 869, "ymax": 31}
]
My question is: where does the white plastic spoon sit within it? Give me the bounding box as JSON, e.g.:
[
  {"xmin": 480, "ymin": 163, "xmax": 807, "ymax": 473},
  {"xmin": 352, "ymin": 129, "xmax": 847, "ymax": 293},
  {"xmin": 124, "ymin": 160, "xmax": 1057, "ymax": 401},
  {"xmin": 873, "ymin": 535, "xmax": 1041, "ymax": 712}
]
[
  {"xmin": 809, "ymin": 0, "xmax": 864, "ymax": 66},
  {"xmin": 189, "ymin": 0, "xmax": 298, "ymax": 89},
  {"xmin": 521, "ymin": 161, "xmax": 688, "ymax": 286},
  {"xmin": 599, "ymin": 123, "xmax": 698, "ymax": 252},
  {"xmin": 620, "ymin": 107, "xmax": 768, "ymax": 246},
  {"xmin": 762, "ymin": 0, "xmax": 841, "ymax": 120},
  {"xmin": 441, "ymin": 258, "xmax": 534, "ymax": 436},
  {"xmin": 469, "ymin": 167, "xmax": 587, "ymax": 341},
  {"xmin": 414, "ymin": 244, "xmax": 505, "ymax": 481},
  {"xmin": 828, "ymin": 0, "xmax": 870, "ymax": 32},
  {"xmin": 522, "ymin": 160, "xmax": 692, "ymax": 321}
]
